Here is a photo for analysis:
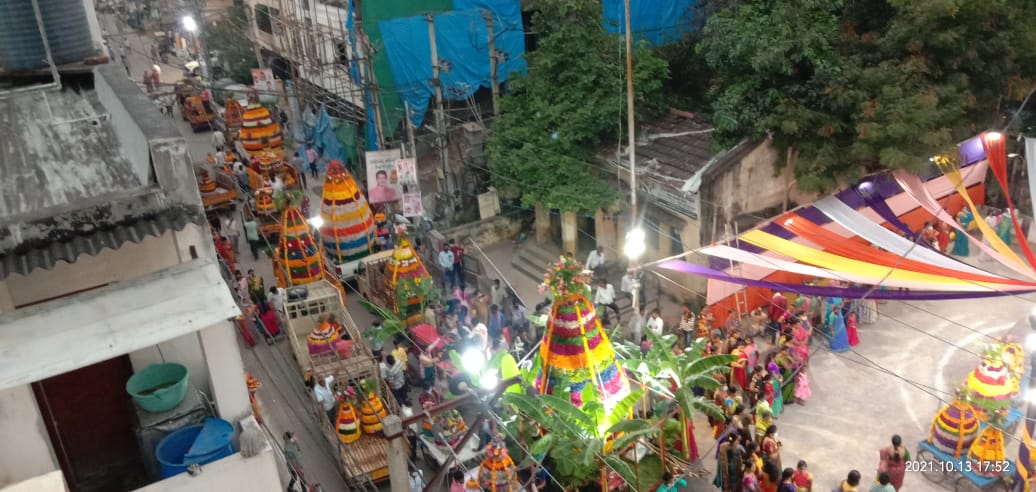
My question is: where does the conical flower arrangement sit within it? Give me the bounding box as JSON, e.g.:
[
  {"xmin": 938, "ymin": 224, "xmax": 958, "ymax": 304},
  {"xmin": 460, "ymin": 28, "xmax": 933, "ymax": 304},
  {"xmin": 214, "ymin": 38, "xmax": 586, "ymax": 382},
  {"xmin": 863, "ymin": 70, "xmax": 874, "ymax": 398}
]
[
  {"xmin": 968, "ymin": 425, "xmax": 1008, "ymax": 477},
  {"xmin": 278, "ymin": 206, "xmax": 323, "ymax": 286},
  {"xmin": 384, "ymin": 231, "xmax": 431, "ymax": 316},
  {"xmin": 479, "ymin": 440, "xmax": 519, "ymax": 492},
  {"xmin": 320, "ymin": 161, "xmax": 376, "ymax": 264},
  {"xmin": 336, "ymin": 400, "xmax": 361, "ymax": 444},
  {"xmin": 928, "ymin": 396, "xmax": 981, "ymax": 458},
  {"xmin": 534, "ymin": 256, "xmax": 631, "ymax": 410},
  {"xmin": 967, "ymin": 344, "xmax": 1018, "ymax": 419},
  {"xmin": 240, "ymin": 90, "xmax": 283, "ymax": 155}
]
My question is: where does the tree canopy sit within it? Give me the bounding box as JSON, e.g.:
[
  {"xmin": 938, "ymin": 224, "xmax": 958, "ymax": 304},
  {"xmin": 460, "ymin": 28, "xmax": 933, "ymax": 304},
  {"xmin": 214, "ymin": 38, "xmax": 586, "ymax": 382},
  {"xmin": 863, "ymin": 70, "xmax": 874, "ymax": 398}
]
[
  {"xmin": 485, "ymin": 0, "xmax": 669, "ymax": 212},
  {"xmin": 700, "ymin": 0, "xmax": 1036, "ymax": 192},
  {"xmin": 202, "ymin": 6, "xmax": 260, "ymax": 84}
]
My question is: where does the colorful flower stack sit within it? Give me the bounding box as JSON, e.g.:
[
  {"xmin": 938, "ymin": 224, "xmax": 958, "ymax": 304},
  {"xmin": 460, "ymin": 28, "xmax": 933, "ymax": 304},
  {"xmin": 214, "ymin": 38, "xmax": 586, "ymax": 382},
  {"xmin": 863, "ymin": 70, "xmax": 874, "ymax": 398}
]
[
  {"xmin": 239, "ymin": 89, "xmax": 283, "ymax": 156},
  {"xmin": 423, "ymin": 409, "xmax": 467, "ymax": 451},
  {"xmin": 534, "ymin": 256, "xmax": 631, "ymax": 410},
  {"xmin": 360, "ymin": 392, "xmax": 389, "ymax": 434},
  {"xmin": 319, "ymin": 161, "xmax": 376, "ymax": 265},
  {"xmin": 479, "ymin": 440, "xmax": 519, "ymax": 492},
  {"xmin": 336, "ymin": 400, "xmax": 361, "ymax": 444},
  {"xmin": 384, "ymin": 232, "xmax": 431, "ymax": 319},
  {"xmin": 277, "ymin": 206, "xmax": 323, "ymax": 286},
  {"xmin": 966, "ymin": 344, "xmax": 1018, "ymax": 420},
  {"xmin": 197, "ymin": 168, "xmax": 217, "ymax": 193},
  {"xmin": 306, "ymin": 320, "xmax": 340, "ymax": 355},
  {"xmin": 968, "ymin": 424, "xmax": 1008, "ymax": 477},
  {"xmin": 928, "ymin": 397, "xmax": 981, "ymax": 458},
  {"xmin": 255, "ymin": 188, "xmax": 276, "ymax": 215}
]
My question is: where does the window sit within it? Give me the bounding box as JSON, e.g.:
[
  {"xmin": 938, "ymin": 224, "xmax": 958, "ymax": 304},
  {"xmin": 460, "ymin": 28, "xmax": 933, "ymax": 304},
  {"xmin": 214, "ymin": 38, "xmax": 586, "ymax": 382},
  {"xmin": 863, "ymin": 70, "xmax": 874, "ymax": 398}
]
[
  {"xmin": 255, "ymin": 5, "xmax": 275, "ymax": 34},
  {"xmin": 670, "ymin": 229, "xmax": 683, "ymax": 255}
]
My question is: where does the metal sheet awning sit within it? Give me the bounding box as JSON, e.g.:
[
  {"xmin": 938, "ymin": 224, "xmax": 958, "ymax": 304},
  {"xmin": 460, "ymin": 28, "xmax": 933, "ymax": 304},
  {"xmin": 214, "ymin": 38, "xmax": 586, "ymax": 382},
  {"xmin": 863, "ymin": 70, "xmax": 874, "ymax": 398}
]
[{"xmin": 0, "ymin": 259, "xmax": 240, "ymax": 391}]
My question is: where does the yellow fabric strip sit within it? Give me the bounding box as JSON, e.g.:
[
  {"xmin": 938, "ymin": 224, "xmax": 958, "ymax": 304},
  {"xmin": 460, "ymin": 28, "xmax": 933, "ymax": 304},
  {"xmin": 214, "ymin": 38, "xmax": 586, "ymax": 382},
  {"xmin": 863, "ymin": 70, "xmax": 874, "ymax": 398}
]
[
  {"xmin": 740, "ymin": 230, "xmax": 1027, "ymax": 291},
  {"xmin": 939, "ymin": 160, "xmax": 1031, "ymax": 272}
]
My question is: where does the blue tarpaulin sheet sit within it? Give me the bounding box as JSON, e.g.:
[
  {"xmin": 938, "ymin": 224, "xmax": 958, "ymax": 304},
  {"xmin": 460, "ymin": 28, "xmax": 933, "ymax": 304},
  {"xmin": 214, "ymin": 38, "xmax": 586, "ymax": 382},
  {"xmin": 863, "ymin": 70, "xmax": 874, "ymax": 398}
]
[
  {"xmin": 602, "ymin": 0, "xmax": 697, "ymax": 46},
  {"xmin": 380, "ymin": 5, "xmax": 527, "ymax": 127}
]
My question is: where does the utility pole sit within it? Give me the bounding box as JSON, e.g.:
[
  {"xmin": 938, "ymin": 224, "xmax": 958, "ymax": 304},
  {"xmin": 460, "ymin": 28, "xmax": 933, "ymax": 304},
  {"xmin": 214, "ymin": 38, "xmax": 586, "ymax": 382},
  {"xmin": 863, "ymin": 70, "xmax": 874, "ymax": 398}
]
[
  {"xmin": 403, "ymin": 100, "xmax": 417, "ymax": 159},
  {"xmin": 484, "ymin": 10, "xmax": 499, "ymax": 116},
  {"xmin": 624, "ymin": 0, "xmax": 640, "ymax": 319},
  {"xmin": 243, "ymin": 5, "xmax": 266, "ymax": 69},
  {"xmin": 428, "ymin": 15, "xmax": 452, "ymax": 225}
]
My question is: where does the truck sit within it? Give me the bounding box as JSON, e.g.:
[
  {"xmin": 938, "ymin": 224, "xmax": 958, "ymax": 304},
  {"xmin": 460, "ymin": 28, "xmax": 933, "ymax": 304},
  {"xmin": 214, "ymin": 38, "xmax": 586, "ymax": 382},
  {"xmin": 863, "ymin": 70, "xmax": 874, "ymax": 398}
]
[
  {"xmin": 181, "ymin": 95, "xmax": 215, "ymax": 132},
  {"xmin": 354, "ymin": 250, "xmax": 425, "ymax": 326},
  {"xmin": 282, "ymin": 280, "xmax": 398, "ymax": 485}
]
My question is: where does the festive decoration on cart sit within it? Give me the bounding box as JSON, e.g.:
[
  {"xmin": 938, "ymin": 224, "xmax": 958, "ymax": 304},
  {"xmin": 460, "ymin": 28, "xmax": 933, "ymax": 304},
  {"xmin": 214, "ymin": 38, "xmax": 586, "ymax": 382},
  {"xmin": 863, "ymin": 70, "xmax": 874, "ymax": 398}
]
[
  {"xmin": 306, "ymin": 320, "xmax": 340, "ymax": 355},
  {"xmin": 966, "ymin": 343, "xmax": 1019, "ymax": 419},
  {"xmin": 320, "ymin": 161, "xmax": 376, "ymax": 264},
  {"xmin": 422, "ymin": 409, "xmax": 468, "ymax": 451},
  {"xmin": 534, "ymin": 256, "xmax": 631, "ymax": 410},
  {"xmin": 240, "ymin": 88, "xmax": 283, "ymax": 155},
  {"xmin": 197, "ymin": 168, "xmax": 217, "ymax": 193},
  {"xmin": 359, "ymin": 380, "xmax": 389, "ymax": 434},
  {"xmin": 277, "ymin": 206, "xmax": 323, "ymax": 286},
  {"xmin": 968, "ymin": 424, "xmax": 1009, "ymax": 477},
  {"xmin": 928, "ymin": 395, "xmax": 981, "ymax": 458},
  {"xmin": 336, "ymin": 397, "xmax": 361, "ymax": 444},
  {"xmin": 384, "ymin": 231, "xmax": 431, "ymax": 319},
  {"xmin": 479, "ymin": 439, "xmax": 520, "ymax": 492}
]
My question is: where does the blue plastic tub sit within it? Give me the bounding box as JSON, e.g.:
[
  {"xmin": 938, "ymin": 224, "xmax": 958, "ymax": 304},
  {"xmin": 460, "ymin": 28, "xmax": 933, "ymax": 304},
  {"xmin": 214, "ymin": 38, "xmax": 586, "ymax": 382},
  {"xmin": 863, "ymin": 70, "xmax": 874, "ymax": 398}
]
[{"xmin": 155, "ymin": 419, "xmax": 235, "ymax": 478}]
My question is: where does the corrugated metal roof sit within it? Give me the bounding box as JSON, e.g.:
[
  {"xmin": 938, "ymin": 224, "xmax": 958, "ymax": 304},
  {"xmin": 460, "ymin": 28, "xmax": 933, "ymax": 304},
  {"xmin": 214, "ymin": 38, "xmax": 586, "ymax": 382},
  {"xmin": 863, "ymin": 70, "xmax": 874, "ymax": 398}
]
[{"xmin": 0, "ymin": 211, "xmax": 198, "ymax": 280}]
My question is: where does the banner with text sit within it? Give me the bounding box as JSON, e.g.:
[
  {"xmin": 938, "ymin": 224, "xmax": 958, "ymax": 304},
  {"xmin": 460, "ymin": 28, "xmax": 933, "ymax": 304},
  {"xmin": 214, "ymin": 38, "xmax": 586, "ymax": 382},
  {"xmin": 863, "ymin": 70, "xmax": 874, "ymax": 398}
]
[{"xmin": 397, "ymin": 157, "xmax": 424, "ymax": 217}]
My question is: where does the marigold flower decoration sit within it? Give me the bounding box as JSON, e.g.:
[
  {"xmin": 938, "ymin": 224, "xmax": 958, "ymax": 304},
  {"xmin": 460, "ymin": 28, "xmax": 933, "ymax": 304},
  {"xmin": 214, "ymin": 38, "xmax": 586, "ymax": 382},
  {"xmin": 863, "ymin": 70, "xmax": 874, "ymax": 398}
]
[{"xmin": 538, "ymin": 255, "xmax": 593, "ymax": 298}]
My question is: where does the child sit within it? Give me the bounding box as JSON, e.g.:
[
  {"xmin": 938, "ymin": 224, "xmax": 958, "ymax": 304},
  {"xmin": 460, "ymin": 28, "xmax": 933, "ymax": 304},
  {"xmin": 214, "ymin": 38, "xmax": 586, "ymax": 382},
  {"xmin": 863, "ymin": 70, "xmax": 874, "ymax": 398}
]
[
  {"xmin": 794, "ymin": 369, "xmax": 811, "ymax": 405},
  {"xmin": 792, "ymin": 461, "xmax": 813, "ymax": 492}
]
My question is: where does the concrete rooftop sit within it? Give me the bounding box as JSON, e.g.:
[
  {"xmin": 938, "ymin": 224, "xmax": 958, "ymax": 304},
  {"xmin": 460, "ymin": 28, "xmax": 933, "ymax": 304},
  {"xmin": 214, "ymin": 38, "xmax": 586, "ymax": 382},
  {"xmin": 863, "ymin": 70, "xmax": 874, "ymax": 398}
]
[{"xmin": 0, "ymin": 83, "xmax": 142, "ymax": 219}]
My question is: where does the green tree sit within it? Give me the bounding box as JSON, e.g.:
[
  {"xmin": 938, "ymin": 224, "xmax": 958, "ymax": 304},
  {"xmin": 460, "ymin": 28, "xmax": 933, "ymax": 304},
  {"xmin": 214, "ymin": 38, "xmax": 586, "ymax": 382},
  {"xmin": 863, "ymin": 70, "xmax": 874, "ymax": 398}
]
[
  {"xmin": 700, "ymin": 0, "xmax": 1036, "ymax": 192},
  {"xmin": 485, "ymin": 0, "xmax": 669, "ymax": 212},
  {"xmin": 202, "ymin": 5, "xmax": 260, "ymax": 84},
  {"xmin": 503, "ymin": 389, "xmax": 656, "ymax": 489}
]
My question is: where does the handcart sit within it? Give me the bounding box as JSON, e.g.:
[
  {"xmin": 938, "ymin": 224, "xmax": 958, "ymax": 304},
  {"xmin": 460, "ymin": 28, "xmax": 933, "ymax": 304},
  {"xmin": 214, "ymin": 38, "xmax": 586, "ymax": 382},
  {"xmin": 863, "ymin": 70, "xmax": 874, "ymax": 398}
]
[
  {"xmin": 915, "ymin": 440, "xmax": 1013, "ymax": 492},
  {"xmin": 915, "ymin": 408, "xmax": 1021, "ymax": 492}
]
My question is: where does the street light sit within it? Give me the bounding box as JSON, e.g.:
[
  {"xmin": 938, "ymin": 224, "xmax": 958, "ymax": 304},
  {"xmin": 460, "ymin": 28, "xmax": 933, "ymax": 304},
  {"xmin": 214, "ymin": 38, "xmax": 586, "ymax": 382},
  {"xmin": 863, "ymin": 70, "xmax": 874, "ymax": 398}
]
[
  {"xmin": 307, "ymin": 216, "xmax": 324, "ymax": 229},
  {"xmin": 624, "ymin": 228, "xmax": 646, "ymax": 260},
  {"xmin": 461, "ymin": 348, "xmax": 485, "ymax": 375},
  {"xmin": 182, "ymin": 15, "xmax": 197, "ymax": 32}
]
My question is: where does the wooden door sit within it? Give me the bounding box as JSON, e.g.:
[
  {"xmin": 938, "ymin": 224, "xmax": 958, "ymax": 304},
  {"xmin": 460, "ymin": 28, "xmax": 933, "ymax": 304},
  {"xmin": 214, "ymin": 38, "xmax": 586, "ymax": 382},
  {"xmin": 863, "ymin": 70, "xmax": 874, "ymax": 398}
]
[{"xmin": 33, "ymin": 356, "xmax": 145, "ymax": 491}]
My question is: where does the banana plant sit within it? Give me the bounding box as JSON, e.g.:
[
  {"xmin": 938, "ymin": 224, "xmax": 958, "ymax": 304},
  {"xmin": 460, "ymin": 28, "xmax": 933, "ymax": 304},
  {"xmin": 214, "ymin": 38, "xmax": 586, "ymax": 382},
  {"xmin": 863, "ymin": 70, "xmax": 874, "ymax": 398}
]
[{"xmin": 502, "ymin": 388, "xmax": 656, "ymax": 490}]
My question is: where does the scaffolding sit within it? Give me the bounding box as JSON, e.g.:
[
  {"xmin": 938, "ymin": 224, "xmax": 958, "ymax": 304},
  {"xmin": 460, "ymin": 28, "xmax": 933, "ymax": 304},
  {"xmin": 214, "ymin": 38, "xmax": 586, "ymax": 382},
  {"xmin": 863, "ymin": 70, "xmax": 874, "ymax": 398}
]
[{"xmin": 272, "ymin": 0, "xmax": 369, "ymax": 127}]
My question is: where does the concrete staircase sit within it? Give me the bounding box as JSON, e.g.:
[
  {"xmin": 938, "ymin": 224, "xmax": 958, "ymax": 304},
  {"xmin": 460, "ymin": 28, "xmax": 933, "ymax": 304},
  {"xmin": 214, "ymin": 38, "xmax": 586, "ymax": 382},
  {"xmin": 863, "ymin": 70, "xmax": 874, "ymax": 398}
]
[
  {"xmin": 511, "ymin": 242, "xmax": 561, "ymax": 284},
  {"xmin": 511, "ymin": 242, "xmax": 655, "ymax": 326}
]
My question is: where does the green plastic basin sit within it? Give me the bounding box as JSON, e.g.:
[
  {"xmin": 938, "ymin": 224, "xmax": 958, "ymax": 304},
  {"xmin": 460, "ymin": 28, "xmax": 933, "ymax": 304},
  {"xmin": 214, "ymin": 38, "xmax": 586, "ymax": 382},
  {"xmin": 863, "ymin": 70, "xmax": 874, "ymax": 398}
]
[{"xmin": 126, "ymin": 363, "xmax": 189, "ymax": 413}]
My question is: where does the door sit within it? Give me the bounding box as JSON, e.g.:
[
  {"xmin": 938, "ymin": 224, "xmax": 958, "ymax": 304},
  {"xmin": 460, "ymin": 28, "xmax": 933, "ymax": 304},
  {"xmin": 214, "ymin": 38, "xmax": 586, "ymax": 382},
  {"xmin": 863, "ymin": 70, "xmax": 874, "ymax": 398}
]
[{"xmin": 33, "ymin": 356, "xmax": 146, "ymax": 491}]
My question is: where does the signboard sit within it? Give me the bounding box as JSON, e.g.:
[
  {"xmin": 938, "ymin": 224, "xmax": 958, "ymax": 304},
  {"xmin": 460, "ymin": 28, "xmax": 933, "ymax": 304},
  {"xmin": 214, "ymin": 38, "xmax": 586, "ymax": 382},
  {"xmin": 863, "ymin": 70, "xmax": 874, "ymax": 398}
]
[
  {"xmin": 397, "ymin": 157, "xmax": 424, "ymax": 217},
  {"xmin": 251, "ymin": 68, "xmax": 275, "ymax": 93},
  {"xmin": 365, "ymin": 149, "xmax": 402, "ymax": 204}
]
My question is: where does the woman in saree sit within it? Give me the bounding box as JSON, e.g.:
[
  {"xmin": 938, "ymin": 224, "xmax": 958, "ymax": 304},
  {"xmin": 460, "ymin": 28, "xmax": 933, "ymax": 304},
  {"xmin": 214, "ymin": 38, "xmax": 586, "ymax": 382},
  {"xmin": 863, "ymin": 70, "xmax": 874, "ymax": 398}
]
[
  {"xmin": 775, "ymin": 348, "xmax": 797, "ymax": 404},
  {"xmin": 997, "ymin": 210, "xmax": 1013, "ymax": 245},
  {"xmin": 828, "ymin": 306, "xmax": 850, "ymax": 353},
  {"xmin": 731, "ymin": 340, "xmax": 749, "ymax": 389},
  {"xmin": 952, "ymin": 208, "xmax": 973, "ymax": 256}
]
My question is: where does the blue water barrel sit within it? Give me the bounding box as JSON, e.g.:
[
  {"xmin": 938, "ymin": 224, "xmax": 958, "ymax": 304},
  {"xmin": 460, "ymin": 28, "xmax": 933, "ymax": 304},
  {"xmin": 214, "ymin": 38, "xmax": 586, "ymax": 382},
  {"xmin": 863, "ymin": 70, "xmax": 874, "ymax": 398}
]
[
  {"xmin": 155, "ymin": 419, "xmax": 236, "ymax": 478},
  {"xmin": 0, "ymin": 0, "xmax": 96, "ymax": 70}
]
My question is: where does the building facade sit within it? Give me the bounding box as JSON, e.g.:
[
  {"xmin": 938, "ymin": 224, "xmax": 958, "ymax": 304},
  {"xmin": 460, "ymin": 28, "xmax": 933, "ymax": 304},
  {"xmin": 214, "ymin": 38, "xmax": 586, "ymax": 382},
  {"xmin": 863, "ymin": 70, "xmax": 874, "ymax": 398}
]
[{"xmin": 0, "ymin": 65, "xmax": 279, "ymax": 492}]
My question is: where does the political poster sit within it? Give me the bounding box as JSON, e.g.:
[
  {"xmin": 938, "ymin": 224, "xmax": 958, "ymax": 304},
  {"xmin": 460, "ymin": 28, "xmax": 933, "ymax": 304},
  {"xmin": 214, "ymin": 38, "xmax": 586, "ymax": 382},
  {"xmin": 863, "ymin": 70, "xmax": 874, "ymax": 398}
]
[
  {"xmin": 365, "ymin": 149, "xmax": 402, "ymax": 204},
  {"xmin": 396, "ymin": 157, "xmax": 424, "ymax": 217}
]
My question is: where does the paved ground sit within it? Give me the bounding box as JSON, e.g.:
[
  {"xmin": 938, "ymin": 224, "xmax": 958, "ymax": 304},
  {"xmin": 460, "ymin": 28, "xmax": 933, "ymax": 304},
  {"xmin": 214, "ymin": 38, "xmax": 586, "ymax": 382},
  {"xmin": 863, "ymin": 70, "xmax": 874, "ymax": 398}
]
[{"xmin": 102, "ymin": 12, "xmax": 1036, "ymax": 492}]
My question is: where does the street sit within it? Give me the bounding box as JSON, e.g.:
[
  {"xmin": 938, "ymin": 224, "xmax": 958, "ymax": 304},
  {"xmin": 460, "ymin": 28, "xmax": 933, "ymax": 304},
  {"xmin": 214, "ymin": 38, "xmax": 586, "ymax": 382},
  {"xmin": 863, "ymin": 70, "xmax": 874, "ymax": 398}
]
[{"xmin": 98, "ymin": 10, "xmax": 1036, "ymax": 492}]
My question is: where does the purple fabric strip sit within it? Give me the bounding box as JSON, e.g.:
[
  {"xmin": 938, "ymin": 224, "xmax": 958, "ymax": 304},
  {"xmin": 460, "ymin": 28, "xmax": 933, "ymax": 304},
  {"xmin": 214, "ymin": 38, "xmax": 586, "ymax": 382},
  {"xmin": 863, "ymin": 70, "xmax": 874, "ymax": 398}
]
[
  {"xmin": 655, "ymin": 260, "xmax": 1036, "ymax": 300},
  {"xmin": 853, "ymin": 180, "xmax": 918, "ymax": 240}
]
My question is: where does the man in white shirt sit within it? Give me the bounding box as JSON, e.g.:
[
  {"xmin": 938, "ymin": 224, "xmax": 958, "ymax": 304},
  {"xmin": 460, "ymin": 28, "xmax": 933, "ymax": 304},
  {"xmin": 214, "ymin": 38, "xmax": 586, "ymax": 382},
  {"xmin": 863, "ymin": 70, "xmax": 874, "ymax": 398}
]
[
  {"xmin": 594, "ymin": 279, "xmax": 620, "ymax": 324},
  {"xmin": 586, "ymin": 246, "xmax": 606, "ymax": 279},
  {"xmin": 211, "ymin": 129, "xmax": 225, "ymax": 152},
  {"xmin": 267, "ymin": 286, "xmax": 286, "ymax": 313},
  {"xmin": 646, "ymin": 309, "xmax": 664, "ymax": 337},
  {"xmin": 490, "ymin": 278, "xmax": 504, "ymax": 307},
  {"xmin": 437, "ymin": 244, "xmax": 455, "ymax": 289},
  {"xmin": 629, "ymin": 305, "xmax": 646, "ymax": 343},
  {"xmin": 313, "ymin": 375, "xmax": 336, "ymax": 424}
]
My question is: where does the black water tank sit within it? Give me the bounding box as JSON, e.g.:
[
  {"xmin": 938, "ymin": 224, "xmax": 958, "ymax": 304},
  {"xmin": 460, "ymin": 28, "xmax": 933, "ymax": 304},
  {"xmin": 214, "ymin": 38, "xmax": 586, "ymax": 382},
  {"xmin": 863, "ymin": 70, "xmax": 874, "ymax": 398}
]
[{"xmin": 0, "ymin": 0, "xmax": 96, "ymax": 71}]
